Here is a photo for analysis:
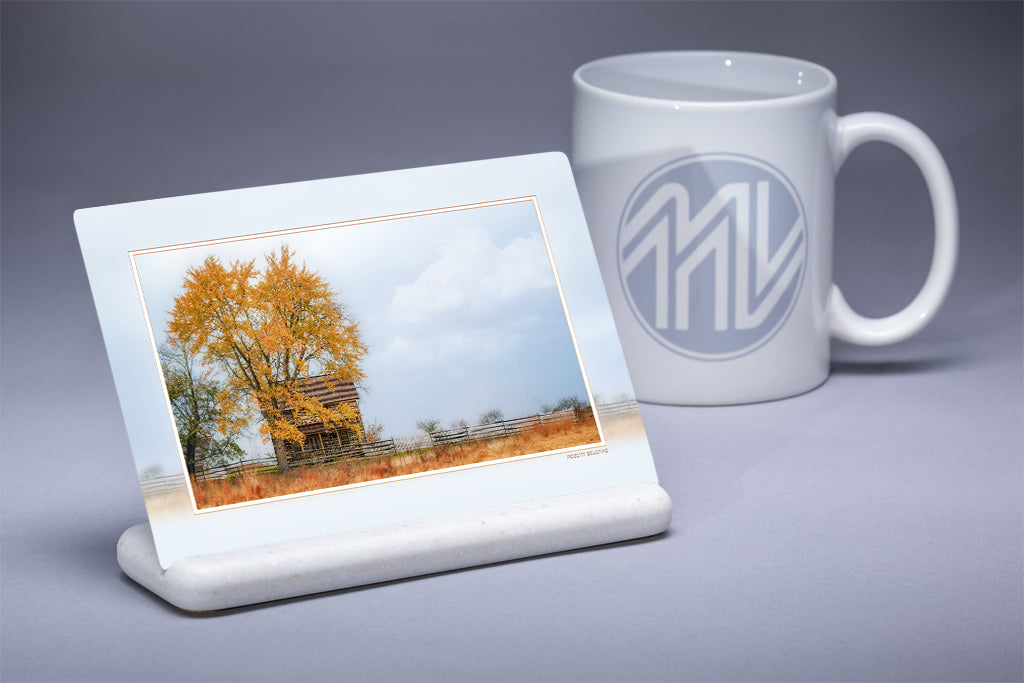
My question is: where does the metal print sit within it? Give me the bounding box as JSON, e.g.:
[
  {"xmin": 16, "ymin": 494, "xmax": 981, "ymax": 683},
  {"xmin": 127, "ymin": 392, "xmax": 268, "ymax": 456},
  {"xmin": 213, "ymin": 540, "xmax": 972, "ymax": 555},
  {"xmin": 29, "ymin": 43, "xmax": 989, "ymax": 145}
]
[{"xmin": 76, "ymin": 153, "xmax": 659, "ymax": 568}]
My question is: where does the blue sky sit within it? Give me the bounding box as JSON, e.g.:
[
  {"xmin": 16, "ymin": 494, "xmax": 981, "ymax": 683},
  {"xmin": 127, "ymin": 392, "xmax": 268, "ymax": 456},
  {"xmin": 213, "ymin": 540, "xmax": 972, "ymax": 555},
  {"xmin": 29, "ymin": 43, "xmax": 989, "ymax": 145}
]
[{"xmin": 132, "ymin": 199, "xmax": 592, "ymax": 456}]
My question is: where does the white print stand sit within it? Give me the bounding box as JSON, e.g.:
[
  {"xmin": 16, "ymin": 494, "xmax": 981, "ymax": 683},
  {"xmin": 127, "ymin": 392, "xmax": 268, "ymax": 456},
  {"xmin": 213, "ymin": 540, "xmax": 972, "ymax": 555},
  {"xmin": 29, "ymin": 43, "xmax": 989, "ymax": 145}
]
[{"xmin": 118, "ymin": 482, "xmax": 672, "ymax": 612}]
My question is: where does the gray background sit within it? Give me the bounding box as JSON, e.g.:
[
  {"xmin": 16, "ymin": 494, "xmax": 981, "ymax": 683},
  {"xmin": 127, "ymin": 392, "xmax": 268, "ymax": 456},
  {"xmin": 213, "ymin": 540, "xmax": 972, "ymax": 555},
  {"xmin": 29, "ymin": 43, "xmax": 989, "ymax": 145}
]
[{"xmin": 2, "ymin": 2, "xmax": 1020, "ymax": 681}]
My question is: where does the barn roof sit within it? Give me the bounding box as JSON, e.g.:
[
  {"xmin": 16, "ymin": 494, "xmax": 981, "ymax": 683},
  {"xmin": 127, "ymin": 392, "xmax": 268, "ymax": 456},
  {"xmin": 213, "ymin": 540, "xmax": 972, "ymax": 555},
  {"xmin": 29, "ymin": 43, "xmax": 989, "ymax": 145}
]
[{"xmin": 289, "ymin": 374, "xmax": 359, "ymax": 405}]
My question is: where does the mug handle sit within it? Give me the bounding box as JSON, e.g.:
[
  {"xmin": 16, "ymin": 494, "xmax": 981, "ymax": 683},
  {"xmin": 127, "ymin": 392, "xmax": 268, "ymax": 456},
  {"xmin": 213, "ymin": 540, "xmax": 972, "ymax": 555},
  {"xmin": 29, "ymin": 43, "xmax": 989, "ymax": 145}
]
[{"xmin": 830, "ymin": 112, "xmax": 958, "ymax": 345}]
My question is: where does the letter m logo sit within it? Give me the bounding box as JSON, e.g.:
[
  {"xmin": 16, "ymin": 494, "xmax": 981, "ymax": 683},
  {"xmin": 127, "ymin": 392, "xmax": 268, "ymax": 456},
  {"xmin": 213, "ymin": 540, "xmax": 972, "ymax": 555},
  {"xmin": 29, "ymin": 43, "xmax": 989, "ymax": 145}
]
[{"xmin": 617, "ymin": 155, "xmax": 807, "ymax": 359}]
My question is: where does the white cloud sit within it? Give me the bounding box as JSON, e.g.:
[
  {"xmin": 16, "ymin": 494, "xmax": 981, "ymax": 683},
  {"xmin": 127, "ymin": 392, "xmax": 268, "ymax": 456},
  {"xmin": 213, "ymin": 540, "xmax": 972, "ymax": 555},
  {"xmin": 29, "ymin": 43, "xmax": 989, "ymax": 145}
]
[
  {"xmin": 489, "ymin": 233, "xmax": 558, "ymax": 301},
  {"xmin": 374, "ymin": 328, "xmax": 520, "ymax": 370},
  {"xmin": 386, "ymin": 226, "xmax": 555, "ymax": 327}
]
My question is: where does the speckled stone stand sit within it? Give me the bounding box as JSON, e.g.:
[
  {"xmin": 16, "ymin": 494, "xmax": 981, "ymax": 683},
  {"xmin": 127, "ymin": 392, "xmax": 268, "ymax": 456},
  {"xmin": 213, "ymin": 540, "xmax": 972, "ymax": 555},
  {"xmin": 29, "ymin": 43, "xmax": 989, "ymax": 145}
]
[{"xmin": 117, "ymin": 482, "xmax": 672, "ymax": 611}]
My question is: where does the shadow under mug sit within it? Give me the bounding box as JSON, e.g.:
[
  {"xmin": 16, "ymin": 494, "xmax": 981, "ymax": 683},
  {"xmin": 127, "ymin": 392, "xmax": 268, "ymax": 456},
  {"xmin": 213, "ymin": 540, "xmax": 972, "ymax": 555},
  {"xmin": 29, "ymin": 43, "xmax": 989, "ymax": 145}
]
[{"xmin": 572, "ymin": 51, "xmax": 958, "ymax": 405}]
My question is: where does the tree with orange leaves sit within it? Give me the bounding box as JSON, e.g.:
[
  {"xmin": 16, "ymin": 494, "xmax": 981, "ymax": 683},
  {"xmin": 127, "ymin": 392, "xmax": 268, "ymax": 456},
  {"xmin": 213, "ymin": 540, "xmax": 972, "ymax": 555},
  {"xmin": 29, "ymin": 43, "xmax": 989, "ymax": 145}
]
[{"xmin": 167, "ymin": 244, "xmax": 367, "ymax": 471}]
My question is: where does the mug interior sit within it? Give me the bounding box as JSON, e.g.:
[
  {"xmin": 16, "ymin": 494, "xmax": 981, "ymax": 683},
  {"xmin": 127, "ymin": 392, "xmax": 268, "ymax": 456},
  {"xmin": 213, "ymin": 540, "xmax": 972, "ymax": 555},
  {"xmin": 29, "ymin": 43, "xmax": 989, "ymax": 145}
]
[{"xmin": 575, "ymin": 52, "xmax": 834, "ymax": 104}]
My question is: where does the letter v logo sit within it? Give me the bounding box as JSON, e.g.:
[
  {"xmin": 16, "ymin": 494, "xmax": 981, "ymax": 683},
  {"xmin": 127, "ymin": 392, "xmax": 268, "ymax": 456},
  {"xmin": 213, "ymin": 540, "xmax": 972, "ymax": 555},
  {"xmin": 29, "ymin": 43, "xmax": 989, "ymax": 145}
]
[{"xmin": 617, "ymin": 154, "xmax": 807, "ymax": 360}]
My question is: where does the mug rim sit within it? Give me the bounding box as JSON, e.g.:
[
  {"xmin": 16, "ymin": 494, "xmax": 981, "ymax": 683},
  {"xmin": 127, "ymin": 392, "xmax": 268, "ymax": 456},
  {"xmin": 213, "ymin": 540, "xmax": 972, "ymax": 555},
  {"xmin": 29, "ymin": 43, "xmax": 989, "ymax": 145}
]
[{"xmin": 573, "ymin": 50, "xmax": 837, "ymax": 109}]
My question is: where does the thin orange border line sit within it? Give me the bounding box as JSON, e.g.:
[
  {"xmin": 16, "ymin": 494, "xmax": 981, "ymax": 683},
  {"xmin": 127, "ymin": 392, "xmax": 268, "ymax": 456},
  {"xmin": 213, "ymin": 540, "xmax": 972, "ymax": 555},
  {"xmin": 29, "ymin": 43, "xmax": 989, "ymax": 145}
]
[
  {"xmin": 130, "ymin": 196, "xmax": 607, "ymax": 514},
  {"xmin": 128, "ymin": 196, "xmax": 538, "ymax": 256},
  {"xmin": 129, "ymin": 252, "xmax": 202, "ymax": 511},
  {"xmin": 530, "ymin": 197, "xmax": 606, "ymax": 446}
]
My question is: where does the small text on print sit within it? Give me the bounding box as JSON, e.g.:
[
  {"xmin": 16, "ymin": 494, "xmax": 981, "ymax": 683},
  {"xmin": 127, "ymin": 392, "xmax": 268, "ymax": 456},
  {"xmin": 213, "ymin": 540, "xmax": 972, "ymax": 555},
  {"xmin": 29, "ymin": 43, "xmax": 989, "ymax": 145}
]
[{"xmin": 566, "ymin": 447, "xmax": 608, "ymax": 460}]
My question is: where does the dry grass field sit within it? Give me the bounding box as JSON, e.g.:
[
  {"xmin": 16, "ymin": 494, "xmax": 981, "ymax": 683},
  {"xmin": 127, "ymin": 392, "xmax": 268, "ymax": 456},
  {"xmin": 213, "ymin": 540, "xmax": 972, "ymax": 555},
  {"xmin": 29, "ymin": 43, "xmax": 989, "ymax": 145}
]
[{"xmin": 192, "ymin": 416, "xmax": 601, "ymax": 509}]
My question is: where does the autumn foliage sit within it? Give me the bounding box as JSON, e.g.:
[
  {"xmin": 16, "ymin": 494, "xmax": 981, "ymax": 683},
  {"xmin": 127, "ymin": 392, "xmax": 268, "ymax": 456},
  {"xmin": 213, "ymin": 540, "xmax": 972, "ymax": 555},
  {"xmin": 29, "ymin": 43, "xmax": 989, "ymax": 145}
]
[{"xmin": 168, "ymin": 244, "xmax": 367, "ymax": 470}]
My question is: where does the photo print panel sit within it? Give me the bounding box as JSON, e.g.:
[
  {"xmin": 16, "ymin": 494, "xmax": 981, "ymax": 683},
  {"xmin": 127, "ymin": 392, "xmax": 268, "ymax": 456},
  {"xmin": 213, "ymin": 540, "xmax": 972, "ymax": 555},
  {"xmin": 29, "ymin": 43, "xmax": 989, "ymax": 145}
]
[
  {"xmin": 76, "ymin": 153, "xmax": 660, "ymax": 568},
  {"xmin": 131, "ymin": 198, "xmax": 602, "ymax": 511}
]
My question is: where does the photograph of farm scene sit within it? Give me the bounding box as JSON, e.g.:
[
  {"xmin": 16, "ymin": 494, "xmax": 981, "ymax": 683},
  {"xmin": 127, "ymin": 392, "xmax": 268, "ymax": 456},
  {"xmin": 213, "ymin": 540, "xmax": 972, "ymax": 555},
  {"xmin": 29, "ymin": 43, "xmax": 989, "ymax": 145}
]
[{"xmin": 132, "ymin": 199, "xmax": 606, "ymax": 510}]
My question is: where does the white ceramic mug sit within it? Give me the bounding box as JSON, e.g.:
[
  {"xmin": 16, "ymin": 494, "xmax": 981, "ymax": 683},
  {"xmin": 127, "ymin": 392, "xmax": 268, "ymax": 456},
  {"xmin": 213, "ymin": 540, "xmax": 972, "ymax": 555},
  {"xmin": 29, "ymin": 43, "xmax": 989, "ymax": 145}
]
[{"xmin": 572, "ymin": 51, "xmax": 958, "ymax": 405}]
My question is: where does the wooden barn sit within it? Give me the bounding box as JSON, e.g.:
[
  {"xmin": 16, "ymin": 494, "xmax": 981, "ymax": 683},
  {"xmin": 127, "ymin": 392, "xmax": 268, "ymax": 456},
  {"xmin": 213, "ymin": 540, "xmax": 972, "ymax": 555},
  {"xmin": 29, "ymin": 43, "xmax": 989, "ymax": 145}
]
[{"xmin": 275, "ymin": 374, "xmax": 366, "ymax": 464}]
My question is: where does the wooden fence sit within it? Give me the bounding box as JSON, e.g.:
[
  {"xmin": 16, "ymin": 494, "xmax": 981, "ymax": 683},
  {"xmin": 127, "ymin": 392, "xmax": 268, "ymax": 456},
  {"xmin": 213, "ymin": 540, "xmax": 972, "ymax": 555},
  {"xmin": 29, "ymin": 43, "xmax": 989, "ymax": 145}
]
[
  {"xmin": 148, "ymin": 401, "xmax": 638, "ymax": 486},
  {"xmin": 595, "ymin": 399, "xmax": 639, "ymax": 417},
  {"xmin": 193, "ymin": 457, "xmax": 278, "ymax": 482},
  {"xmin": 139, "ymin": 473, "xmax": 187, "ymax": 494},
  {"xmin": 428, "ymin": 405, "xmax": 595, "ymax": 448},
  {"xmin": 192, "ymin": 438, "xmax": 398, "ymax": 481},
  {"xmin": 285, "ymin": 438, "xmax": 397, "ymax": 469}
]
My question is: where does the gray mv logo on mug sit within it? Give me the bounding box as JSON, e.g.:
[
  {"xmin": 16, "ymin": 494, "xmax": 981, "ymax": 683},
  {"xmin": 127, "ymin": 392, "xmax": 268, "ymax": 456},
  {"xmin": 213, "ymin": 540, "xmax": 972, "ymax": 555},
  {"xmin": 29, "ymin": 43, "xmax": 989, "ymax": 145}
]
[{"xmin": 617, "ymin": 154, "xmax": 808, "ymax": 360}]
